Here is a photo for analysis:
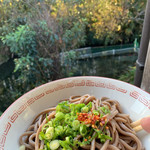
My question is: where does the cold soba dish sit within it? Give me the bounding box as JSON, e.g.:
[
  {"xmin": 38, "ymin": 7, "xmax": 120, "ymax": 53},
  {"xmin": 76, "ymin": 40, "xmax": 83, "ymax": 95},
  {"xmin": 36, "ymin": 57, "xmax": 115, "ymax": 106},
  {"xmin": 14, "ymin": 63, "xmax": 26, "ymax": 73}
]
[{"xmin": 19, "ymin": 94, "xmax": 144, "ymax": 150}]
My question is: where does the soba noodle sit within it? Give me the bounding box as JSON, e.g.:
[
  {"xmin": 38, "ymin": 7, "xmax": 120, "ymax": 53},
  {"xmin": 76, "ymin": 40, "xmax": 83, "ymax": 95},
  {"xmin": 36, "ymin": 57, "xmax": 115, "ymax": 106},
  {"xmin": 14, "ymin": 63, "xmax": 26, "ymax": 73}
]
[{"xmin": 19, "ymin": 95, "xmax": 144, "ymax": 150}]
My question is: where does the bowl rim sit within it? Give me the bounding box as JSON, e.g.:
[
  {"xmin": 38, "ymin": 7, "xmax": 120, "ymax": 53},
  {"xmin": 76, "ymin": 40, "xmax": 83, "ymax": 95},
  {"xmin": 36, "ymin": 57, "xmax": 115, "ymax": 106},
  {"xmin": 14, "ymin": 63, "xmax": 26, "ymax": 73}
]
[{"xmin": 1, "ymin": 76, "xmax": 150, "ymax": 120}]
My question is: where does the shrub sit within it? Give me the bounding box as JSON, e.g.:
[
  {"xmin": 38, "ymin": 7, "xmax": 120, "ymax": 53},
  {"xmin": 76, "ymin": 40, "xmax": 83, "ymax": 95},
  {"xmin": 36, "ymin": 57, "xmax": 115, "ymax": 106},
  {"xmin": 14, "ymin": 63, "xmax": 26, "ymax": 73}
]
[{"xmin": 119, "ymin": 66, "xmax": 136, "ymax": 84}]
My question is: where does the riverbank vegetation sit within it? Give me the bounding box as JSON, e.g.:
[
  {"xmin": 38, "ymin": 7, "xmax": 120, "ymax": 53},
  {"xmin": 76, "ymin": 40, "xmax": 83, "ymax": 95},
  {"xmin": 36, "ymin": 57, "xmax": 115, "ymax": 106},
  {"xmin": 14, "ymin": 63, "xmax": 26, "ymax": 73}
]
[{"xmin": 0, "ymin": 0, "xmax": 146, "ymax": 113}]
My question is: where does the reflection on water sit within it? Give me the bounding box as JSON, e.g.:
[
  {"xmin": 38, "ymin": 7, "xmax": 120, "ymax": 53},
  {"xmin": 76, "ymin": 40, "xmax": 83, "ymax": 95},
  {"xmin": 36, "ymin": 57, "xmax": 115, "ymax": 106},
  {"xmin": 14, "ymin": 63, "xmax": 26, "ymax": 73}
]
[{"xmin": 65, "ymin": 53, "xmax": 137, "ymax": 79}]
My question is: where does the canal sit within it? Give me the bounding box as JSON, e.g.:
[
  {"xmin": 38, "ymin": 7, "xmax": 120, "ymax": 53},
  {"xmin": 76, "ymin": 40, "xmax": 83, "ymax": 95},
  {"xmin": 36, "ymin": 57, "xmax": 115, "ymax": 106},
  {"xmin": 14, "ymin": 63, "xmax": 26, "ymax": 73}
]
[{"xmin": 64, "ymin": 52, "xmax": 138, "ymax": 79}]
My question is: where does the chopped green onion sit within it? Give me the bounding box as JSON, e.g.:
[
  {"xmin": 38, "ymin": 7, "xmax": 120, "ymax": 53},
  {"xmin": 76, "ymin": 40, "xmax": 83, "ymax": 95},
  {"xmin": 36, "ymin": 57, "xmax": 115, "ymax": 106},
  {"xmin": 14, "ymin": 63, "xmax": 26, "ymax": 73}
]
[
  {"xmin": 65, "ymin": 127, "xmax": 73, "ymax": 136},
  {"xmin": 95, "ymin": 129, "xmax": 112, "ymax": 143},
  {"xmin": 65, "ymin": 114, "xmax": 70, "ymax": 124},
  {"xmin": 87, "ymin": 102, "xmax": 92, "ymax": 110},
  {"xmin": 70, "ymin": 103, "xmax": 85, "ymax": 115},
  {"xmin": 65, "ymin": 137, "xmax": 70, "ymax": 143},
  {"xmin": 42, "ymin": 121, "xmax": 53, "ymax": 133},
  {"xmin": 100, "ymin": 114, "xmax": 104, "ymax": 118},
  {"xmin": 56, "ymin": 101, "xmax": 70, "ymax": 113},
  {"xmin": 72, "ymin": 120, "xmax": 80, "ymax": 130},
  {"xmin": 65, "ymin": 136, "xmax": 73, "ymax": 144},
  {"xmin": 55, "ymin": 112, "xmax": 65, "ymax": 120},
  {"xmin": 50, "ymin": 140, "xmax": 60, "ymax": 150},
  {"xmin": 92, "ymin": 110, "xmax": 99, "ymax": 115},
  {"xmin": 46, "ymin": 142, "xmax": 50, "ymax": 149},
  {"xmin": 55, "ymin": 126, "xmax": 64, "ymax": 136},
  {"xmin": 38, "ymin": 101, "xmax": 112, "ymax": 149},
  {"xmin": 81, "ymin": 106, "xmax": 89, "ymax": 113},
  {"xmin": 46, "ymin": 114, "xmax": 49, "ymax": 122},
  {"xmin": 80, "ymin": 124, "xmax": 87, "ymax": 136},
  {"xmin": 101, "ymin": 138, "xmax": 106, "ymax": 143},
  {"xmin": 45, "ymin": 127, "xmax": 54, "ymax": 140},
  {"xmin": 59, "ymin": 140, "xmax": 72, "ymax": 150},
  {"xmin": 100, "ymin": 106, "xmax": 110, "ymax": 114},
  {"xmin": 39, "ymin": 131, "xmax": 45, "ymax": 140},
  {"xmin": 48, "ymin": 121, "xmax": 53, "ymax": 127}
]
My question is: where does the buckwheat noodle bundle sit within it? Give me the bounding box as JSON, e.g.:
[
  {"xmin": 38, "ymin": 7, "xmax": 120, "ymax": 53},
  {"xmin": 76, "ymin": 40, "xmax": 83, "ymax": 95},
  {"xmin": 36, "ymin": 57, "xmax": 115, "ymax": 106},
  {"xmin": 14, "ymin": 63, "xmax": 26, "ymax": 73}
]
[{"xmin": 19, "ymin": 94, "xmax": 144, "ymax": 150}]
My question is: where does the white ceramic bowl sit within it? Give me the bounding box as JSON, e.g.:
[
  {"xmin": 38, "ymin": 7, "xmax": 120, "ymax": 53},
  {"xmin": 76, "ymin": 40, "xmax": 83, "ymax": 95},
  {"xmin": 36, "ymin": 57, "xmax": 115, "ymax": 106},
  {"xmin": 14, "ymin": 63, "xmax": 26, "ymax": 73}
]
[{"xmin": 0, "ymin": 76, "xmax": 150, "ymax": 150}]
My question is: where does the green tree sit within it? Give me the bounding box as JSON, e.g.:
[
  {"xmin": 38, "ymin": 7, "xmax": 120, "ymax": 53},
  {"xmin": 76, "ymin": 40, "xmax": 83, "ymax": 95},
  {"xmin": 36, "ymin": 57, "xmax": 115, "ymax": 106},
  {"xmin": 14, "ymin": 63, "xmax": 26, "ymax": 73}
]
[
  {"xmin": 119, "ymin": 66, "xmax": 136, "ymax": 84},
  {"xmin": 0, "ymin": 0, "xmax": 87, "ymax": 112}
]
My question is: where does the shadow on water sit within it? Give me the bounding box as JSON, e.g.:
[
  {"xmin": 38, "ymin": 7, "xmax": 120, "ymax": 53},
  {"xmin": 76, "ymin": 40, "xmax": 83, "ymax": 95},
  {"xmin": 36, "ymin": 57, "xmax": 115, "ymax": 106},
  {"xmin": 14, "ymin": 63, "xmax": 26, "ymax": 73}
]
[{"xmin": 65, "ymin": 53, "xmax": 138, "ymax": 79}]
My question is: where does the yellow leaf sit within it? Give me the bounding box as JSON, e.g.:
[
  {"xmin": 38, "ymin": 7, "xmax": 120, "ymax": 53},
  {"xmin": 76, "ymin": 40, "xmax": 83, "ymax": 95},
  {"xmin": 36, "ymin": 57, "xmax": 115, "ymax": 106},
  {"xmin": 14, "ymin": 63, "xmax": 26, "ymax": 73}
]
[{"xmin": 117, "ymin": 25, "xmax": 121, "ymax": 31}]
